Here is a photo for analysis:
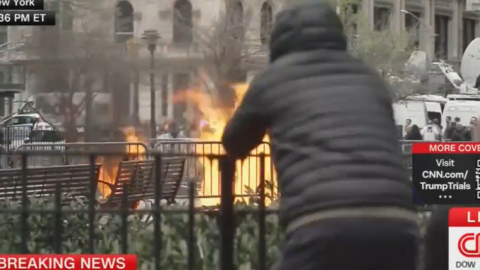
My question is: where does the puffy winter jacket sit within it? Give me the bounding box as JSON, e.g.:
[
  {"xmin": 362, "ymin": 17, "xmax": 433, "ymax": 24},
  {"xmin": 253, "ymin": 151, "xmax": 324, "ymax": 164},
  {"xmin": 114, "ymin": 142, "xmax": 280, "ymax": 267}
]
[{"xmin": 221, "ymin": 0, "xmax": 414, "ymax": 229}]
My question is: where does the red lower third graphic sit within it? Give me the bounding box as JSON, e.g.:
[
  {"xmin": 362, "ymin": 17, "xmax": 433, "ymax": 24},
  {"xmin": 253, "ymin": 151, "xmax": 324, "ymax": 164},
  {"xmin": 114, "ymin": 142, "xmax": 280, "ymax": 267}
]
[
  {"xmin": 0, "ymin": 255, "xmax": 137, "ymax": 270},
  {"xmin": 449, "ymin": 207, "xmax": 480, "ymax": 269}
]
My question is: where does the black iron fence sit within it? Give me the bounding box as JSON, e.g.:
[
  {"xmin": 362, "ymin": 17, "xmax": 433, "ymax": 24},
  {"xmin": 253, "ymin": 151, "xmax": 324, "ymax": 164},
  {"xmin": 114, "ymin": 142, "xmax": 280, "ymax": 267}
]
[
  {"xmin": 0, "ymin": 148, "xmax": 276, "ymax": 270},
  {"xmin": 0, "ymin": 126, "xmax": 65, "ymax": 152},
  {"xmin": 0, "ymin": 140, "xmax": 433, "ymax": 269}
]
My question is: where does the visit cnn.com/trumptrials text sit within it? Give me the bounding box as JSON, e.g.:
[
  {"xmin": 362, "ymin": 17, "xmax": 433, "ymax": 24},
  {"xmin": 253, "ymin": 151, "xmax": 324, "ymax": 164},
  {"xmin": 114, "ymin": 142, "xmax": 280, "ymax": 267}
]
[
  {"xmin": 0, "ymin": 0, "xmax": 55, "ymax": 26},
  {"xmin": 412, "ymin": 143, "xmax": 480, "ymax": 205}
]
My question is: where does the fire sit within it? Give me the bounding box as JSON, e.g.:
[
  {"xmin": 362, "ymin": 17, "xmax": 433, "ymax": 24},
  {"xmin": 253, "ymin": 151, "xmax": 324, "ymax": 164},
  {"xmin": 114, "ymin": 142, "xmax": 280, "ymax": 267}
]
[
  {"xmin": 97, "ymin": 127, "xmax": 147, "ymax": 198},
  {"xmin": 174, "ymin": 83, "xmax": 277, "ymax": 206}
]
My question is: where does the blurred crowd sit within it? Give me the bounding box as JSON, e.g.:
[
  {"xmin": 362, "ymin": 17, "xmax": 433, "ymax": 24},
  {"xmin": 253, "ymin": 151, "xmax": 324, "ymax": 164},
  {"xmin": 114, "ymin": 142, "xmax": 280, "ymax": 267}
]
[
  {"xmin": 403, "ymin": 116, "xmax": 478, "ymax": 142},
  {"xmin": 155, "ymin": 118, "xmax": 212, "ymax": 139}
]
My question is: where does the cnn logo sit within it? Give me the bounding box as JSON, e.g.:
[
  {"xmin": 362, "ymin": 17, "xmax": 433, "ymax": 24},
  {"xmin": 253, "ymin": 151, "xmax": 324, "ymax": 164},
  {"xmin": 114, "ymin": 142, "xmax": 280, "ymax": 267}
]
[{"xmin": 458, "ymin": 233, "xmax": 480, "ymax": 257}]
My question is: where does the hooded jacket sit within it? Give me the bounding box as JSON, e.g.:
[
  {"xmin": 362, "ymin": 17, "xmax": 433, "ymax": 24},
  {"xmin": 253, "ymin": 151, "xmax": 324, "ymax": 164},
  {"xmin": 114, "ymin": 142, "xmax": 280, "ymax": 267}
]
[{"xmin": 222, "ymin": 0, "xmax": 414, "ymax": 228}]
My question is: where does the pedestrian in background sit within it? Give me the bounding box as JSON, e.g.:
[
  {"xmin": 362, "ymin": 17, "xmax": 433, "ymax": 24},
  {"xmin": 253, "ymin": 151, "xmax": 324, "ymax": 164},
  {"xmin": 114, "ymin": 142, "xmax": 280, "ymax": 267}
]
[
  {"xmin": 404, "ymin": 119, "xmax": 412, "ymax": 135},
  {"xmin": 221, "ymin": 1, "xmax": 420, "ymax": 270},
  {"xmin": 421, "ymin": 120, "xmax": 441, "ymax": 141},
  {"xmin": 450, "ymin": 123, "xmax": 466, "ymax": 141},
  {"xmin": 405, "ymin": 124, "xmax": 422, "ymax": 140},
  {"xmin": 463, "ymin": 117, "xmax": 477, "ymax": 141}
]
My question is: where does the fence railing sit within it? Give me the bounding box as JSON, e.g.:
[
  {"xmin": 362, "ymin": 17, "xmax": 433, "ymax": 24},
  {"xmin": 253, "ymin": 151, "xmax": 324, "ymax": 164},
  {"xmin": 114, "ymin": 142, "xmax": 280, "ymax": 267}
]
[
  {"xmin": 0, "ymin": 139, "xmax": 434, "ymax": 269},
  {"xmin": 0, "ymin": 150, "xmax": 272, "ymax": 270},
  {"xmin": 0, "ymin": 138, "xmax": 437, "ymax": 200},
  {"xmin": 152, "ymin": 139, "xmax": 275, "ymax": 201}
]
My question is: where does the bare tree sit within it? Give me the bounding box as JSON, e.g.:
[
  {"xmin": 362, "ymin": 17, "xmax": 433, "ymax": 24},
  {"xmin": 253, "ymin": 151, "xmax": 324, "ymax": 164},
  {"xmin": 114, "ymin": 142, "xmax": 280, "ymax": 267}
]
[
  {"xmin": 335, "ymin": 0, "xmax": 422, "ymax": 100},
  {"xmin": 22, "ymin": 0, "xmax": 129, "ymax": 141},
  {"xmin": 192, "ymin": 0, "xmax": 256, "ymax": 108}
]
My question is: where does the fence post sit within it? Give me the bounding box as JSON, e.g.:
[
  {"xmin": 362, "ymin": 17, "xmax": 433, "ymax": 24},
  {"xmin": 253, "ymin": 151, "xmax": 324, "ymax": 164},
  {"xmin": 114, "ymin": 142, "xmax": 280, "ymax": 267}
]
[
  {"xmin": 19, "ymin": 153, "xmax": 29, "ymax": 253},
  {"xmin": 153, "ymin": 153, "xmax": 163, "ymax": 269},
  {"xmin": 88, "ymin": 154, "xmax": 96, "ymax": 253},
  {"xmin": 219, "ymin": 155, "xmax": 236, "ymax": 270},
  {"xmin": 258, "ymin": 153, "xmax": 266, "ymax": 270}
]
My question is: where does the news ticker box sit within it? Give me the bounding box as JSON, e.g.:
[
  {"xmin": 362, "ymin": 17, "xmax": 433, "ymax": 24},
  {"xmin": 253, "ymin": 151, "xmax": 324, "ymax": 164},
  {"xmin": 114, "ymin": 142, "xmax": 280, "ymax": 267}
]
[
  {"xmin": 0, "ymin": 0, "xmax": 54, "ymax": 26},
  {"xmin": 0, "ymin": 255, "xmax": 136, "ymax": 270},
  {"xmin": 449, "ymin": 208, "xmax": 480, "ymax": 270},
  {"xmin": 412, "ymin": 143, "xmax": 480, "ymax": 205},
  {"xmin": 0, "ymin": 0, "xmax": 44, "ymax": 10},
  {"xmin": 0, "ymin": 11, "xmax": 55, "ymax": 25}
]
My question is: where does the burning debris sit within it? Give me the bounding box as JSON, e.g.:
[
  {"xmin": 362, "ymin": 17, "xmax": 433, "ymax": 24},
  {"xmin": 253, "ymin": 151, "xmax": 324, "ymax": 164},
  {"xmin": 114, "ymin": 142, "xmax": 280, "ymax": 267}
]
[
  {"xmin": 173, "ymin": 80, "xmax": 277, "ymax": 206},
  {"xmin": 93, "ymin": 77, "xmax": 277, "ymax": 206},
  {"xmin": 97, "ymin": 127, "xmax": 147, "ymax": 198}
]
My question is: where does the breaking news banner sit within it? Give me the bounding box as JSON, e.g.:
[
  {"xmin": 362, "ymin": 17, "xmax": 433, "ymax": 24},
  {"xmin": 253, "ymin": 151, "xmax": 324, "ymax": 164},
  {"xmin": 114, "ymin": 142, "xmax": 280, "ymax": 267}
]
[
  {"xmin": 412, "ymin": 142, "xmax": 480, "ymax": 205},
  {"xmin": 449, "ymin": 207, "xmax": 480, "ymax": 270},
  {"xmin": 0, "ymin": 254, "xmax": 136, "ymax": 270},
  {"xmin": 0, "ymin": 10, "xmax": 55, "ymax": 26},
  {"xmin": 0, "ymin": 0, "xmax": 43, "ymax": 10}
]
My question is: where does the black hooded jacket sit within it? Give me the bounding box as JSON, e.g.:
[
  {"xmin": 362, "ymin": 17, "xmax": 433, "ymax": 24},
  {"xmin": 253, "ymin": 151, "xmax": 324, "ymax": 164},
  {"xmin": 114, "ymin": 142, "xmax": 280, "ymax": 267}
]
[{"xmin": 222, "ymin": 0, "xmax": 413, "ymax": 228}]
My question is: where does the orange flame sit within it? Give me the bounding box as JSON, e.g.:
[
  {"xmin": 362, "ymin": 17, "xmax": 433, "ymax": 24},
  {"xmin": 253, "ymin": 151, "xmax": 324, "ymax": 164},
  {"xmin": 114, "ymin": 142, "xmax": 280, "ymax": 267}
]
[
  {"xmin": 174, "ymin": 83, "xmax": 276, "ymax": 206},
  {"xmin": 97, "ymin": 127, "xmax": 147, "ymax": 198}
]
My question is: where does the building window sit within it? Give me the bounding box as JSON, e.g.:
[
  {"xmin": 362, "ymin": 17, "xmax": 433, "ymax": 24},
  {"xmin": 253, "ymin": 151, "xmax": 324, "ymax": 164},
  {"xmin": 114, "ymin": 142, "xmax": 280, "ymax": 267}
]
[
  {"xmin": 342, "ymin": 4, "xmax": 358, "ymax": 33},
  {"xmin": 114, "ymin": 1, "xmax": 134, "ymax": 44},
  {"xmin": 60, "ymin": 2, "xmax": 73, "ymax": 30},
  {"xmin": 173, "ymin": 73, "xmax": 190, "ymax": 124},
  {"xmin": 173, "ymin": 0, "xmax": 193, "ymax": 45},
  {"xmin": 0, "ymin": 27, "xmax": 7, "ymax": 45},
  {"xmin": 231, "ymin": 1, "xmax": 244, "ymax": 40},
  {"xmin": 463, "ymin": 18, "xmax": 476, "ymax": 52},
  {"xmin": 45, "ymin": 0, "xmax": 60, "ymax": 26},
  {"xmin": 260, "ymin": 1, "xmax": 273, "ymax": 45},
  {"xmin": 161, "ymin": 75, "xmax": 168, "ymax": 117},
  {"xmin": 405, "ymin": 11, "xmax": 421, "ymax": 48},
  {"xmin": 374, "ymin": 7, "xmax": 390, "ymax": 31},
  {"xmin": 0, "ymin": 65, "xmax": 25, "ymax": 89},
  {"xmin": 435, "ymin": 15, "xmax": 449, "ymax": 59}
]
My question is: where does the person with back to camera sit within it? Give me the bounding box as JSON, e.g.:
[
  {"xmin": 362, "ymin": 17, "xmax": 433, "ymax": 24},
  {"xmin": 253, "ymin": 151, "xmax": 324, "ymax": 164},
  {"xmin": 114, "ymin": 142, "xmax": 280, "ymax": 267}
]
[
  {"xmin": 405, "ymin": 124, "xmax": 422, "ymax": 140},
  {"xmin": 450, "ymin": 123, "xmax": 466, "ymax": 141},
  {"xmin": 463, "ymin": 117, "xmax": 477, "ymax": 141},
  {"xmin": 221, "ymin": 1, "xmax": 420, "ymax": 270}
]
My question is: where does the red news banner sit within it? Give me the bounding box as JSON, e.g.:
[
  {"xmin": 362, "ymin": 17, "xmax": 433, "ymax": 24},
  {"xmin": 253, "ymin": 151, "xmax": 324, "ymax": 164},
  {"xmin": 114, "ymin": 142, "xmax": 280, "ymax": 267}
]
[
  {"xmin": 449, "ymin": 207, "xmax": 480, "ymax": 270},
  {"xmin": 412, "ymin": 143, "xmax": 480, "ymax": 205},
  {"xmin": 0, "ymin": 255, "xmax": 136, "ymax": 270}
]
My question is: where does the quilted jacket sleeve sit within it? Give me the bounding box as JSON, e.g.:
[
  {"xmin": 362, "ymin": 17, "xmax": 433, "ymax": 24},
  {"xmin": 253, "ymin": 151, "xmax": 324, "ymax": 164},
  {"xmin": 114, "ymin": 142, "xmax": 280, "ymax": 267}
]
[{"xmin": 222, "ymin": 83, "xmax": 269, "ymax": 159}]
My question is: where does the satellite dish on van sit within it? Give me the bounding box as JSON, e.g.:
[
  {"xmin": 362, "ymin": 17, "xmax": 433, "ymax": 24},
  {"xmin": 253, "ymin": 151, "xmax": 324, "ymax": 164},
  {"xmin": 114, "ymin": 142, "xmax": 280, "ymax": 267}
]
[
  {"xmin": 461, "ymin": 38, "xmax": 480, "ymax": 88},
  {"xmin": 435, "ymin": 61, "xmax": 463, "ymax": 90}
]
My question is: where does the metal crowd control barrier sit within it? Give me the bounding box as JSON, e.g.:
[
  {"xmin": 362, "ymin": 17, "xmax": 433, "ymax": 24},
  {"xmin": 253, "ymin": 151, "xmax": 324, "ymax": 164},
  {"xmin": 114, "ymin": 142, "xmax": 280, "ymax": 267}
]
[
  {"xmin": 12, "ymin": 142, "xmax": 149, "ymax": 168},
  {"xmin": 152, "ymin": 138, "xmax": 277, "ymax": 202},
  {"xmin": 400, "ymin": 140, "xmax": 423, "ymax": 172}
]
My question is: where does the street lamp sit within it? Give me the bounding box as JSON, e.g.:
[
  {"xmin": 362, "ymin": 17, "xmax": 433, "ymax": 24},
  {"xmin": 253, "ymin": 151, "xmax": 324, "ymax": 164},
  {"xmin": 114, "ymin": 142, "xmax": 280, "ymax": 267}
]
[
  {"xmin": 142, "ymin": 29, "xmax": 160, "ymax": 141},
  {"xmin": 401, "ymin": 10, "xmax": 436, "ymax": 54}
]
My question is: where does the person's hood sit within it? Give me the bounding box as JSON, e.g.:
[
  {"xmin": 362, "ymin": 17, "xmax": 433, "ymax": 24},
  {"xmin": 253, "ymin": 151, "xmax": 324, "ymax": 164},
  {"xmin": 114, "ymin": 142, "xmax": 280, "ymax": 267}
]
[{"xmin": 269, "ymin": 0, "xmax": 348, "ymax": 63}]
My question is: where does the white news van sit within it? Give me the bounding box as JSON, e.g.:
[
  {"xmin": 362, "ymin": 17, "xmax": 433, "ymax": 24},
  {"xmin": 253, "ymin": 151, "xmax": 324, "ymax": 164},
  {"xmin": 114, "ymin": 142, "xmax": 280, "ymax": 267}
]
[
  {"xmin": 442, "ymin": 100, "xmax": 480, "ymax": 129},
  {"xmin": 393, "ymin": 100, "xmax": 428, "ymax": 136},
  {"xmin": 393, "ymin": 95, "xmax": 447, "ymax": 137}
]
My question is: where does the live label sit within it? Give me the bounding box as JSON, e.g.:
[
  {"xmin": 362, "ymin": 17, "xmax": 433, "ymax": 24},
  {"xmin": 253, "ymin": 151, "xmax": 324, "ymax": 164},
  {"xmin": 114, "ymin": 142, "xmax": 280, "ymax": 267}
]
[{"xmin": 449, "ymin": 208, "xmax": 480, "ymax": 270}]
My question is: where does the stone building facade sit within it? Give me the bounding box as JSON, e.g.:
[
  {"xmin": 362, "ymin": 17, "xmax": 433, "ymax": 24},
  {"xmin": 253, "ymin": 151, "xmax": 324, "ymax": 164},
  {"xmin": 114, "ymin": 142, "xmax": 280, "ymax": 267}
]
[{"xmin": 0, "ymin": 0, "xmax": 476, "ymax": 126}]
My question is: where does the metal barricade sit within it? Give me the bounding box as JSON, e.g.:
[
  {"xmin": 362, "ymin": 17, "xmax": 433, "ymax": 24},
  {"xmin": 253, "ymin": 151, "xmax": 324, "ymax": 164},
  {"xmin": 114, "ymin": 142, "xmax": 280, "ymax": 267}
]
[
  {"xmin": 152, "ymin": 138, "xmax": 277, "ymax": 204},
  {"xmin": 13, "ymin": 142, "xmax": 149, "ymax": 168},
  {"xmin": 400, "ymin": 140, "xmax": 423, "ymax": 171},
  {"xmin": 0, "ymin": 144, "xmax": 7, "ymax": 169},
  {"xmin": 13, "ymin": 141, "xmax": 66, "ymax": 168}
]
